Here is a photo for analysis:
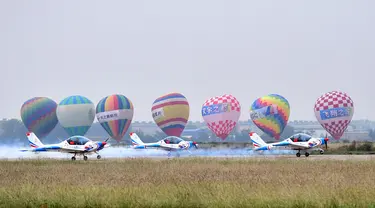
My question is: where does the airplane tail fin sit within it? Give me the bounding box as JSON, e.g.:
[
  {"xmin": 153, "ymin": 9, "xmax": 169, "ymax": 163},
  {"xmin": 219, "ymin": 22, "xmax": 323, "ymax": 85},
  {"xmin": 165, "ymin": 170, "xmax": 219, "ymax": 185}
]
[
  {"xmin": 129, "ymin": 132, "xmax": 144, "ymax": 146},
  {"xmin": 249, "ymin": 132, "xmax": 267, "ymax": 148},
  {"xmin": 26, "ymin": 132, "xmax": 44, "ymax": 148}
]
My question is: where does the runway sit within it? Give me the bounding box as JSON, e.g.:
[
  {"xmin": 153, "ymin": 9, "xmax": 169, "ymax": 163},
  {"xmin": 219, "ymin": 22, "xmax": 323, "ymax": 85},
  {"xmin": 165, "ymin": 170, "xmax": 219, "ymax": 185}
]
[{"xmin": 0, "ymin": 146, "xmax": 374, "ymax": 161}]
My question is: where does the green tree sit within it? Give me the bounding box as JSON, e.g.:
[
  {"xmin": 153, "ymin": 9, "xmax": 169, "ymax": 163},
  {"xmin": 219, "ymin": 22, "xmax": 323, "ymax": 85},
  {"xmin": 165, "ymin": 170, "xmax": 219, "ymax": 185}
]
[
  {"xmin": 280, "ymin": 125, "xmax": 295, "ymax": 139},
  {"xmin": 185, "ymin": 124, "xmax": 198, "ymax": 129},
  {"xmin": 196, "ymin": 131, "xmax": 210, "ymax": 142},
  {"xmin": 153, "ymin": 131, "xmax": 167, "ymax": 141},
  {"xmin": 368, "ymin": 129, "xmax": 375, "ymax": 140},
  {"xmin": 0, "ymin": 119, "xmax": 28, "ymax": 144}
]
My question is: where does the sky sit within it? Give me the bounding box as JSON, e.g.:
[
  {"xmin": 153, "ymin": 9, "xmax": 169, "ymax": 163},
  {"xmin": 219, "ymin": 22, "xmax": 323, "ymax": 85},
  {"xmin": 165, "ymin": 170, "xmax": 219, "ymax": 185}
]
[{"xmin": 0, "ymin": 0, "xmax": 373, "ymax": 122}]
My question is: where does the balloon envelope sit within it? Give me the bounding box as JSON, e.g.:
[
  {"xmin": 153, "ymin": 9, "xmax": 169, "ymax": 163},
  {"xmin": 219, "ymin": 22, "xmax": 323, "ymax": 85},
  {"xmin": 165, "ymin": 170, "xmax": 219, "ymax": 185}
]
[
  {"xmin": 56, "ymin": 95, "xmax": 95, "ymax": 136},
  {"xmin": 20, "ymin": 97, "xmax": 58, "ymax": 138},
  {"xmin": 314, "ymin": 91, "xmax": 354, "ymax": 140},
  {"xmin": 250, "ymin": 94, "xmax": 290, "ymax": 140},
  {"xmin": 151, "ymin": 92, "xmax": 189, "ymax": 137},
  {"xmin": 96, "ymin": 94, "xmax": 134, "ymax": 142},
  {"xmin": 201, "ymin": 94, "xmax": 241, "ymax": 140}
]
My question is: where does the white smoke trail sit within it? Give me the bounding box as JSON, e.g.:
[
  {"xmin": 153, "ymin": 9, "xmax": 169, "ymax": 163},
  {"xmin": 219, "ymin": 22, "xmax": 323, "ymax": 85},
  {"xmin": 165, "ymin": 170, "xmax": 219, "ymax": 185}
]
[{"xmin": 0, "ymin": 145, "xmax": 296, "ymax": 160}]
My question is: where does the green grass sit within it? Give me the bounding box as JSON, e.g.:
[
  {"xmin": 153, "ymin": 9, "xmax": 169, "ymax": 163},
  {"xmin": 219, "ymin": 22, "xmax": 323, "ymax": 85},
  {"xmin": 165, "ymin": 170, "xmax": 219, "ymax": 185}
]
[{"xmin": 0, "ymin": 158, "xmax": 375, "ymax": 207}]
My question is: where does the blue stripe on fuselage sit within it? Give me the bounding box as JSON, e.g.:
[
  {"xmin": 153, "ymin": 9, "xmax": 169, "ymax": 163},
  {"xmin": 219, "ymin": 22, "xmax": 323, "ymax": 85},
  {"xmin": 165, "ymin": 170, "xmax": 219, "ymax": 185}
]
[
  {"xmin": 32, "ymin": 146, "xmax": 61, "ymax": 151},
  {"xmin": 272, "ymin": 141, "xmax": 290, "ymax": 146}
]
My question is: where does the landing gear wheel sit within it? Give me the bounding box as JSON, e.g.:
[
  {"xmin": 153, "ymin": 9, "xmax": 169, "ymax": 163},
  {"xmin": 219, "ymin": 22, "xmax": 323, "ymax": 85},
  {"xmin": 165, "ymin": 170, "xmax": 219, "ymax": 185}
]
[
  {"xmin": 84, "ymin": 156, "xmax": 88, "ymax": 161},
  {"xmin": 305, "ymin": 152, "xmax": 310, "ymax": 157},
  {"xmin": 97, "ymin": 155, "xmax": 101, "ymax": 159},
  {"xmin": 296, "ymin": 152, "xmax": 301, "ymax": 157},
  {"xmin": 320, "ymin": 150, "xmax": 324, "ymax": 154},
  {"xmin": 71, "ymin": 157, "xmax": 76, "ymax": 161}
]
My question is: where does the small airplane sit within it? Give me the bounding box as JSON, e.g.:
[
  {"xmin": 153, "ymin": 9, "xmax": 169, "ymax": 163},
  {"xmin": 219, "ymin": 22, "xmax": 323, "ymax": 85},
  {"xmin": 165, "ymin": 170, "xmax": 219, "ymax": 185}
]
[
  {"xmin": 20, "ymin": 132, "xmax": 110, "ymax": 161},
  {"xmin": 129, "ymin": 132, "xmax": 199, "ymax": 157},
  {"xmin": 249, "ymin": 132, "xmax": 329, "ymax": 157}
]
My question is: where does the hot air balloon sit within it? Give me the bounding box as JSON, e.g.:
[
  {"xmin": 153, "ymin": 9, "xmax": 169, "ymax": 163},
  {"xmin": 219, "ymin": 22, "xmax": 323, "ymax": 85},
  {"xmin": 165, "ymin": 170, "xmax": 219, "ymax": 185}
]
[
  {"xmin": 314, "ymin": 91, "xmax": 354, "ymax": 140},
  {"xmin": 20, "ymin": 97, "xmax": 58, "ymax": 139},
  {"xmin": 56, "ymin": 95, "xmax": 95, "ymax": 136},
  {"xmin": 96, "ymin": 94, "xmax": 134, "ymax": 142},
  {"xmin": 250, "ymin": 94, "xmax": 290, "ymax": 140},
  {"xmin": 201, "ymin": 94, "xmax": 241, "ymax": 140},
  {"xmin": 151, "ymin": 92, "xmax": 189, "ymax": 137}
]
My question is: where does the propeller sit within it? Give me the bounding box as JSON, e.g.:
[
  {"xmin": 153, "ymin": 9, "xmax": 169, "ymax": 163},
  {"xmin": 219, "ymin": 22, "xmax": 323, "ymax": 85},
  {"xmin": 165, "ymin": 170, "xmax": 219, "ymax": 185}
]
[
  {"xmin": 324, "ymin": 134, "xmax": 329, "ymax": 150},
  {"xmin": 192, "ymin": 141, "xmax": 198, "ymax": 149},
  {"xmin": 101, "ymin": 137, "xmax": 111, "ymax": 148}
]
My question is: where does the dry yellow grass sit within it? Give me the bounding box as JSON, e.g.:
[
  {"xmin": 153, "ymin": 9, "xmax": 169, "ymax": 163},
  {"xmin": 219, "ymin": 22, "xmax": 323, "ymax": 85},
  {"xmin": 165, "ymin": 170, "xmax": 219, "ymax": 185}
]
[{"xmin": 0, "ymin": 158, "xmax": 374, "ymax": 207}]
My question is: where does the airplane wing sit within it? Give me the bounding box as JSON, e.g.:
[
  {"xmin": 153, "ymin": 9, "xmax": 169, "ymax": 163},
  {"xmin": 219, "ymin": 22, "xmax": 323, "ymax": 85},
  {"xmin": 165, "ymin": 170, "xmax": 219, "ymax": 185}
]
[
  {"xmin": 278, "ymin": 143, "xmax": 310, "ymax": 150},
  {"xmin": 160, "ymin": 143, "xmax": 189, "ymax": 151},
  {"xmin": 271, "ymin": 140, "xmax": 310, "ymax": 150},
  {"xmin": 19, "ymin": 145, "xmax": 62, "ymax": 152},
  {"xmin": 157, "ymin": 143, "xmax": 183, "ymax": 151},
  {"xmin": 59, "ymin": 146, "xmax": 89, "ymax": 153}
]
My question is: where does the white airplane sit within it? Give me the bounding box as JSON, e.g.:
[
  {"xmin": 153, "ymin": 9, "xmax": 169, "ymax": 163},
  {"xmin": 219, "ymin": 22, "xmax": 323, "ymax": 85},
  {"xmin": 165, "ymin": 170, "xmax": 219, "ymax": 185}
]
[
  {"xmin": 129, "ymin": 132, "xmax": 199, "ymax": 157},
  {"xmin": 20, "ymin": 132, "xmax": 110, "ymax": 161},
  {"xmin": 249, "ymin": 132, "xmax": 329, "ymax": 157}
]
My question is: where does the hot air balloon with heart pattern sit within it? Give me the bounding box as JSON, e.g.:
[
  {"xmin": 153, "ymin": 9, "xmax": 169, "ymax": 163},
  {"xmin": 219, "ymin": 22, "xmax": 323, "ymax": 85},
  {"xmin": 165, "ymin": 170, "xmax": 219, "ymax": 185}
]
[
  {"xmin": 314, "ymin": 91, "xmax": 354, "ymax": 140},
  {"xmin": 96, "ymin": 94, "xmax": 134, "ymax": 142},
  {"xmin": 20, "ymin": 97, "xmax": 58, "ymax": 139},
  {"xmin": 201, "ymin": 94, "xmax": 241, "ymax": 140},
  {"xmin": 151, "ymin": 92, "xmax": 190, "ymax": 137},
  {"xmin": 250, "ymin": 94, "xmax": 290, "ymax": 140}
]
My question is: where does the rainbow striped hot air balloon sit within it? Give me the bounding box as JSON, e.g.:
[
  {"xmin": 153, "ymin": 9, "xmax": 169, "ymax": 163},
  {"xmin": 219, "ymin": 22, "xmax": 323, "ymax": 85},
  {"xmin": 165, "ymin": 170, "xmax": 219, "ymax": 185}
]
[
  {"xmin": 96, "ymin": 94, "xmax": 134, "ymax": 142},
  {"xmin": 250, "ymin": 94, "xmax": 290, "ymax": 140},
  {"xmin": 151, "ymin": 93, "xmax": 189, "ymax": 137},
  {"xmin": 56, "ymin": 95, "xmax": 95, "ymax": 137},
  {"xmin": 20, "ymin": 97, "xmax": 58, "ymax": 139}
]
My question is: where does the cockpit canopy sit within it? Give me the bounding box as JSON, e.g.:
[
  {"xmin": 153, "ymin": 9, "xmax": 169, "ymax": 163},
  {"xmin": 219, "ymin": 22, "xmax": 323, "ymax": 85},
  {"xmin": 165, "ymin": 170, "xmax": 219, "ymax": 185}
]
[
  {"xmin": 163, "ymin": 136, "xmax": 183, "ymax": 144},
  {"xmin": 288, "ymin": 133, "xmax": 312, "ymax": 142},
  {"xmin": 66, "ymin": 136, "xmax": 90, "ymax": 145}
]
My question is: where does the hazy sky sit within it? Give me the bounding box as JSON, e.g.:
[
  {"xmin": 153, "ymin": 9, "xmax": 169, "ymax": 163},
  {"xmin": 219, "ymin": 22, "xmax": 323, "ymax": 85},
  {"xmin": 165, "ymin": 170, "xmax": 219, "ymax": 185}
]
[{"xmin": 0, "ymin": 0, "xmax": 373, "ymax": 122}]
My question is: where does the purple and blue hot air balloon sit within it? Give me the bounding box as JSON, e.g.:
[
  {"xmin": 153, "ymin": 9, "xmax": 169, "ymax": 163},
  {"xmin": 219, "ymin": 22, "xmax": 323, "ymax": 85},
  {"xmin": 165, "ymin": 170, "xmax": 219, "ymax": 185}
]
[{"xmin": 20, "ymin": 97, "xmax": 58, "ymax": 139}]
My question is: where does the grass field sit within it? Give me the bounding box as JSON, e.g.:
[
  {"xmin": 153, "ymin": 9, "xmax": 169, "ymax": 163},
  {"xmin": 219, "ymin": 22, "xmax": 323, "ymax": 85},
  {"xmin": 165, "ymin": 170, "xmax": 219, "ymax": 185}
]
[{"xmin": 0, "ymin": 158, "xmax": 375, "ymax": 208}]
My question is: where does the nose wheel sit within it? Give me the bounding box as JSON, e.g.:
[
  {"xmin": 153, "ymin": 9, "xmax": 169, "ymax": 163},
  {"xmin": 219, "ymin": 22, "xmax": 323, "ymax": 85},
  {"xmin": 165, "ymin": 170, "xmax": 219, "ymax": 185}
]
[
  {"xmin": 97, "ymin": 155, "xmax": 101, "ymax": 159},
  {"xmin": 84, "ymin": 156, "xmax": 88, "ymax": 161},
  {"xmin": 71, "ymin": 156, "xmax": 76, "ymax": 161},
  {"xmin": 167, "ymin": 151, "xmax": 171, "ymax": 158},
  {"xmin": 305, "ymin": 152, "xmax": 310, "ymax": 157}
]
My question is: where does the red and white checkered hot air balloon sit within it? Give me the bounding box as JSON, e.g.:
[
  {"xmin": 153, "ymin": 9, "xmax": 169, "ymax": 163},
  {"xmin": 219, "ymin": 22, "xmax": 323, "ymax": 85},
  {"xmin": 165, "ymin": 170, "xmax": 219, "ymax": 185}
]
[
  {"xmin": 314, "ymin": 91, "xmax": 354, "ymax": 140},
  {"xmin": 201, "ymin": 94, "xmax": 241, "ymax": 140}
]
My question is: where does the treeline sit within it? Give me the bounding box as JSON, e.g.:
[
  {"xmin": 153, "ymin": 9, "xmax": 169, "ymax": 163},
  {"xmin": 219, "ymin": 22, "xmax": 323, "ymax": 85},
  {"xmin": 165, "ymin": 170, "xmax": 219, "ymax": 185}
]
[
  {"xmin": 0, "ymin": 118, "xmax": 301, "ymax": 146},
  {"xmin": 336, "ymin": 140, "xmax": 375, "ymax": 152}
]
